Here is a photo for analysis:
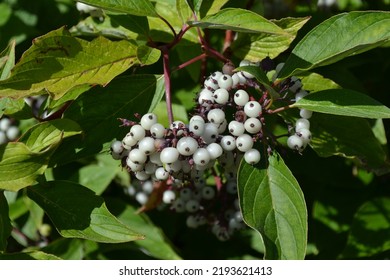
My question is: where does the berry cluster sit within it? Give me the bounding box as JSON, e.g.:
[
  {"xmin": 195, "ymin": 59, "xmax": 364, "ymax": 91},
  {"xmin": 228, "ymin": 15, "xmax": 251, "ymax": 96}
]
[
  {"xmin": 111, "ymin": 59, "xmax": 313, "ymax": 240},
  {"xmin": 0, "ymin": 116, "xmax": 20, "ymax": 145}
]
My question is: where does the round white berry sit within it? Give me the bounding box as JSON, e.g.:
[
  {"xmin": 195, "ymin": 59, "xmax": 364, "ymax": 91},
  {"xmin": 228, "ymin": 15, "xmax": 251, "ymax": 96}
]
[
  {"xmin": 165, "ymin": 160, "xmax": 182, "ymax": 173},
  {"xmin": 172, "ymin": 198, "xmax": 186, "ymax": 213},
  {"xmin": 220, "ymin": 135, "xmax": 236, "ymax": 151},
  {"xmin": 190, "ymin": 115, "xmax": 204, "ymax": 123},
  {"xmin": 204, "ymin": 77, "xmax": 219, "ymax": 91},
  {"xmin": 155, "ymin": 167, "xmax": 169, "ymax": 180},
  {"xmin": 135, "ymin": 192, "xmax": 148, "ymax": 205},
  {"xmin": 217, "ymin": 118, "xmax": 227, "ymax": 134},
  {"xmin": 244, "ymin": 117, "xmax": 262, "ymax": 134},
  {"xmin": 213, "ymin": 88, "xmax": 230, "ymax": 105},
  {"xmin": 135, "ymin": 171, "xmax": 150, "ymax": 181},
  {"xmin": 234, "ymin": 89, "xmax": 249, "ymax": 106},
  {"xmin": 210, "ymin": 71, "xmax": 223, "ymax": 83},
  {"xmin": 244, "ymin": 149, "xmax": 261, "ymax": 165},
  {"xmin": 289, "ymin": 76, "xmax": 302, "ymax": 93},
  {"xmin": 287, "ymin": 134, "xmax": 305, "ymax": 151},
  {"xmin": 110, "ymin": 140, "xmax": 124, "ymax": 154},
  {"xmin": 122, "ymin": 133, "xmax": 138, "ymax": 149},
  {"xmin": 207, "ymin": 108, "xmax": 225, "ymax": 124},
  {"xmin": 202, "ymin": 123, "xmax": 219, "ymax": 144},
  {"xmin": 244, "ymin": 101, "xmax": 262, "ymax": 118},
  {"xmin": 186, "ymin": 215, "xmax": 198, "ymax": 228},
  {"xmin": 0, "ymin": 118, "xmax": 11, "ymax": 131},
  {"xmin": 236, "ymin": 134, "xmax": 254, "ymax": 152},
  {"xmin": 126, "ymin": 157, "xmax": 144, "ymax": 172},
  {"xmin": 129, "ymin": 124, "xmax": 146, "ymax": 141},
  {"xmin": 150, "ymin": 123, "xmax": 166, "ymax": 139},
  {"xmin": 237, "ymin": 71, "xmax": 248, "ymax": 85},
  {"xmin": 160, "ymin": 147, "xmax": 180, "ymax": 164},
  {"xmin": 228, "ymin": 120, "xmax": 245, "ymax": 136},
  {"xmin": 201, "ymin": 186, "xmax": 215, "ymax": 200},
  {"xmin": 296, "ymin": 128, "xmax": 312, "ymax": 145},
  {"xmin": 300, "ymin": 109, "xmax": 313, "ymax": 119},
  {"xmin": 217, "ymin": 74, "xmax": 233, "ymax": 90},
  {"xmin": 179, "ymin": 188, "xmax": 193, "ymax": 201},
  {"xmin": 198, "ymin": 89, "xmax": 214, "ymax": 105},
  {"xmin": 129, "ymin": 148, "xmax": 147, "ymax": 164},
  {"xmin": 239, "ymin": 60, "xmax": 250, "ymax": 67},
  {"xmin": 149, "ymin": 152, "xmax": 162, "ymax": 165},
  {"xmin": 226, "ymin": 181, "xmax": 237, "ymax": 194},
  {"xmin": 162, "ymin": 190, "xmax": 176, "ymax": 204},
  {"xmin": 206, "ymin": 143, "xmax": 223, "ymax": 160},
  {"xmin": 189, "ymin": 119, "xmax": 205, "ymax": 136},
  {"xmin": 185, "ymin": 199, "xmax": 200, "ymax": 213},
  {"xmin": 193, "ymin": 148, "xmax": 211, "ymax": 166},
  {"xmin": 176, "ymin": 136, "xmax": 199, "ymax": 156},
  {"xmin": 140, "ymin": 113, "xmax": 158, "ymax": 130},
  {"xmin": 231, "ymin": 73, "xmax": 240, "ymax": 88},
  {"xmin": 295, "ymin": 118, "xmax": 310, "ymax": 131},
  {"xmin": 138, "ymin": 137, "xmax": 156, "ymax": 155}
]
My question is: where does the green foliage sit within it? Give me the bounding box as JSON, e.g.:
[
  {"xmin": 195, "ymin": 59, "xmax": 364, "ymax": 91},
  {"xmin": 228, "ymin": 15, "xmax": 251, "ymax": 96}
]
[
  {"xmin": 27, "ymin": 181, "xmax": 144, "ymax": 243},
  {"xmin": 0, "ymin": 0, "xmax": 389, "ymax": 261},
  {"xmin": 238, "ymin": 153, "xmax": 307, "ymax": 260}
]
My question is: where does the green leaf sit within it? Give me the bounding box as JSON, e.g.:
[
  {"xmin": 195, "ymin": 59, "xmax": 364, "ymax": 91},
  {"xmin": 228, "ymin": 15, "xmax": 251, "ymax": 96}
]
[
  {"xmin": 199, "ymin": 0, "xmax": 229, "ymax": 17},
  {"xmin": 51, "ymin": 74, "xmax": 165, "ymax": 164},
  {"xmin": 293, "ymin": 89, "xmax": 390, "ymax": 119},
  {"xmin": 107, "ymin": 198, "xmax": 181, "ymax": 260},
  {"xmin": 19, "ymin": 119, "xmax": 82, "ymax": 152},
  {"xmin": 0, "ymin": 251, "xmax": 61, "ymax": 260},
  {"xmin": 235, "ymin": 66, "xmax": 280, "ymax": 100},
  {"xmin": 189, "ymin": 8, "xmax": 290, "ymax": 35},
  {"xmin": 0, "ymin": 40, "xmax": 15, "ymax": 81},
  {"xmin": 279, "ymin": 11, "xmax": 390, "ymax": 78},
  {"xmin": 341, "ymin": 198, "xmax": 390, "ymax": 258},
  {"xmin": 27, "ymin": 181, "xmax": 144, "ymax": 243},
  {"xmin": 0, "ymin": 27, "xmax": 139, "ymax": 100},
  {"xmin": 309, "ymin": 114, "xmax": 390, "ymax": 175},
  {"xmin": 68, "ymin": 164, "xmax": 118, "ymax": 195},
  {"xmin": 0, "ymin": 97, "xmax": 31, "ymax": 119},
  {"xmin": 137, "ymin": 45, "xmax": 161, "ymax": 65},
  {"xmin": 153, "ymin": 101, "xmax": 189, "ymax": 127},
  {"xmin": 148, "ymin": 1, "xmax": 199, "ymax": 44},
  {"xmin": 42, "ymin": 238, "xmax": 84, "ymax": 260},
  {"xmin": 176, "ymin": 0, "xmax": 193, "ymax": 24},
  {"xmin": 69, "ymin": 15, "xmax": 143, "ymax": 40},
  {"xmin": 78, "ymin": 0, "xmax": 158, "ymax": 17},
  {"xmin": 238, "ymin": 152, "xmax": 307, "ymax": 259},
  {"xmin": 0, "ymin": 191, "xmax": 12, "ymax": 252},
  {"xmin": 232, "ymin": 17, "xmax": 310, "ymax": 61},
  {"xmin": 0, "ymin": 142, "xmax": 59, "ymax": 192},
  {"xmin": 0, "ymin": 2, "xmax": 12, "ymax": 27},
  {"xmin": 298, "ymin": 72, "xmax": 341, "ymax": 92}
]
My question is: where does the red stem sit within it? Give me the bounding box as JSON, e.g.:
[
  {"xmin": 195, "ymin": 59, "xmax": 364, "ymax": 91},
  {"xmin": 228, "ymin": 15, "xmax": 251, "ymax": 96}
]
[
  {"xmin": 172, "ymin": 53, "xmax": 207, "ymax": 72},
  {"xmin": 162, "ymin": 48, "xmax": 174, "ymax": 124}
]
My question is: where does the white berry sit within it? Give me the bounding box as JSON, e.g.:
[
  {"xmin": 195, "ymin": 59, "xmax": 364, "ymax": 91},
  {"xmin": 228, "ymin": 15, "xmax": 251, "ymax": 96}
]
[
  {"xmin": 228, "ymin": 120, "xmax": 245, "ymax": 136},
  {"xmin": 244, "ymin": 101, "xmax": 262, "ymax": 118},
  {"xmin": 176, "ymin": 136, "xmax": 199, "ymax": 156},
  {"xmin": 140, "ymin": 113, "xmax": 158, "ymax": 130},
  {"xmin": 220, "ymin": 135, "xmax": 236, "ymax": 151},
  {"xmin": 244, "ymin": 149, "xmax": 261, "ymax": 165},
  {"xmin": 160, "ymin": 147, "xmax": 180, "ymax": 164},
  {"xmin": 244, "ymin": 117, "xmax": 262, "ymax": 134},
  {"xmin": 236, "ymin": 134, "xmax": 254, "ymax": 152},
  {"xmin": 234, "ymin": 89, "xmax": 249, "ymax": 106}
]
